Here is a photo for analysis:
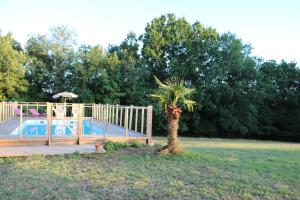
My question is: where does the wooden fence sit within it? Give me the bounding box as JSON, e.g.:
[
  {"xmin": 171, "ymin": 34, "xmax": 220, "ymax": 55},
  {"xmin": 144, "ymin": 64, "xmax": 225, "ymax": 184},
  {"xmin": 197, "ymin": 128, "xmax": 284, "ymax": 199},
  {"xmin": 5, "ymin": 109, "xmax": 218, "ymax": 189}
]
[
  {"xmin": 93, "ymin": 104, "xmax": 152, "ymax": 143},
  {"xmin": 0, "ymin": 102, "xmax": 17, "ymax": 123},
  {"xmin": 0, "ymin": 102, "xmax": 153, "ymax": 145}
]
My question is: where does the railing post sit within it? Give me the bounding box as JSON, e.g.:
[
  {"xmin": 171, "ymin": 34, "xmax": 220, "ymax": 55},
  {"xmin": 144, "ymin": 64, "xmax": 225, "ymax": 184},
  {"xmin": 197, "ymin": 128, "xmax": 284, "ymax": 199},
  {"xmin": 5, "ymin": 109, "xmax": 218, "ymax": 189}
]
[
  {"xmin": 9, "ymin": 102, "xmax": 11, "ymax": 119},
  {"xmin": 1, "ymin": 101, "xmax": 4, "ymax": 122},
  {"xmin": 109, "ymin": 105, "xmax": 112, "ymax": 123},
  {"xmin": 120, "ymin": 107, "xmax": 123, "ymax": 127},
  {"xmin": 13, "ymin": 101, "xmax": 18, "ymax": 118},
  {"xmin": 6, "ymin": 102, "xmax": 8, "ymax": 120},
  {"xmin": 3, "ymin": 102, "xmax": 6, "ymax": 121},
  {"xmin": 6, "ymin": 102, "xmax": 8, "ymax": 121},
  {"xmin": 105, "ymin": 105, "xmax": 108, "ymax": 137},
  {"xmin": 0, "ymin": 102, "xmax": 2, "ymax": 123},
  {"xmin": 124, "ymin": 107, "xmax": 129, "ymax": 138},
  {"xmin": 47, "ymin": 102, "xmax": 52, "ymax": 145},
  {"xmin": 11, "ymin": 102, "xmax": 14, "ymax": 119},
  {"xmin": 0, "ymin": 102, "xmax": 2, "ymax": 122},
  {"xmin": 111, "ymin": 105, "xmax": 115, "ymax": 124},
  {"xmin": 141, "ymin": 108, "xmax": 145, "ymax": 134},
  {"xmin": 101, "ymin": 104, "xmax": 104, "ymax": 121},
  {"xmin": 135, "ymin": 108, "xmax": 138, "ymax": 132},
  {"xmin": 63, "ymin": 102, "xmax": 66, "ymax": 118},
  {"xmin": 20, "ymin": 104, "xmax": 23, "ymax": 139},
  {"xmin": 106, "ymin": 104, "xmax": 109, "ymax": 123},
  {"xmin": 96, "ymin": 104, "xmax": 99, "ymax": 119},
  {"xmin": 8, "ymin": 102, "xmax": 10, "ymax": 119},
  {"xmin": 4, "ymin": 102, "xmax": 6, "ymax": 121},
  {"xmin": 92, "ymin": 103, "xmax": 94, "ymax": 118},
  {"xmin": 99, "ymin": 104, "xmax": 101, "ymax": 119},
  {"xmin": 99, "ymin": 104, "xmax": 102, "ymax": 120},
  {"xmin": 146, "ymin": 105, "xmax": 153, "ymax": 145},
  {"xmin": 115, "ymin": 104, "xmax": 119, "ymax": 125},
  {"xmin": 6, "ymin": 103, "xmax": 8, "ymax": 120},
  {"xmin": 99, "ymin": 104, "xmax": 101, "ymax": 120},
  {"xmin": 1, "ymin": 102, "xmax": 4, "ymax": 122},
  {"xmin": 77, "ymin": 104, "xmax": 83, "ymax": 145},
  {"xmin": 129, "ymin": 105, "xmax": 133, "ymax": 130}
]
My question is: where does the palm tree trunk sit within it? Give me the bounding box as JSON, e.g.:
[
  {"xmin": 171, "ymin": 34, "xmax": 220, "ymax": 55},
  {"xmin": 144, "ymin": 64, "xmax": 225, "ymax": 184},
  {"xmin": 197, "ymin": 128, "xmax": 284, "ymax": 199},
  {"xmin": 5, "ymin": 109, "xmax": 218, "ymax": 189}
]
[
  {"xmin": 167, "ymin": 116, "xmax": 180, "ymax": 153},
  {"xmin": 160, "ymin": 106, "xmax": 183, "ymax": 154}
]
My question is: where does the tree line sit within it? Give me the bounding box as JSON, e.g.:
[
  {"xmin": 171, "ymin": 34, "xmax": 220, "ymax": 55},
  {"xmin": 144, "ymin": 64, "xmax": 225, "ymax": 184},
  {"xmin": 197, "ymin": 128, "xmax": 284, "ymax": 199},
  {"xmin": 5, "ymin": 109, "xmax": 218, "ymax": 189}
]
[{"xmin": 0, "ymin": 14, "xmax": 299, "ymax": 141}]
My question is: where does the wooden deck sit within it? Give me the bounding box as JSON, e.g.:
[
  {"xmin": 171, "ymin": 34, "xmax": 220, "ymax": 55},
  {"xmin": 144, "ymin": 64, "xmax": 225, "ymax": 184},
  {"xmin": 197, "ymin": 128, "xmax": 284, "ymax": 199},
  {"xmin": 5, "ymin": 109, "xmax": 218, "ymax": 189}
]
[
  {"xmin": 0, "ymin": 117, "xmax": 146, "ymax": 146},
  {"xmin": 0, "ymin": 102, "xmax": 152, "ymax": 146}
]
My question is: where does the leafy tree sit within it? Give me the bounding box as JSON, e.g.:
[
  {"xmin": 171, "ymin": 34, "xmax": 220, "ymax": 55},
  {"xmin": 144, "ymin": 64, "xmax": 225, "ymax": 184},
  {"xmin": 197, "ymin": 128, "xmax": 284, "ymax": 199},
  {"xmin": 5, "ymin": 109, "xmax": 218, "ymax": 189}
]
[
  {"xmin": 74, "ymin": 45, "xmax": 122, "ymax": 103},
  {"xmin": 257, "ymin": 60, "xmax": 300, "ymax": 140},
  {"xmin": 141, "ymin": 14, "xmax": 192, "ymax": 83},
  {"xmin": 151, "ymin": 76, "xmax": 196, "ymax": 154},
  {"xmin": 213, "ymin": 34, "xmax": 259, "ymax": 135},
  {"xmin": 140, "ymin": 14, "xmax": 219, "ymax": 135},
  {"xmin": 0, "ymin": 32, "xmax": 28, "ymax": 101},
  {"xmin": 25, "ymin": 34, "xmax": 51, "ymax": 100},
  {"xmin": 25, "ymin": 26, "xmax": 78, "ymax": 101},
  {"xmin": 109, "ymin": 32, "xmax": 149, "ymax": 106}
]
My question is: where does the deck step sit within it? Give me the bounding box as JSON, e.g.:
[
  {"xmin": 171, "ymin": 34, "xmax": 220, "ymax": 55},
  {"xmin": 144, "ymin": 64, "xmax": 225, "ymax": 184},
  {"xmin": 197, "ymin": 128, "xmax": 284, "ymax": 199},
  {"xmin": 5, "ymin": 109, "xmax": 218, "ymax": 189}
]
[
  {"xmin": 0, "ymin": 139, "xmax": 48, "ymax": 146},
  {"xmin": 0, "ymin": 138, "xmax": 106, "ymax": 146}
]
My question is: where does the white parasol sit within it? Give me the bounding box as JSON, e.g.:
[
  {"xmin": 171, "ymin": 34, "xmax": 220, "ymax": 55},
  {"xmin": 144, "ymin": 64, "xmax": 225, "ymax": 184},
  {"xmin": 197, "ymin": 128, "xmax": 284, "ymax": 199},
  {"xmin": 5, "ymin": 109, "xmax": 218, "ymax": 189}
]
[{"xmin": 52, "ymin": 92, "xmax": 78, "ymax": 102}]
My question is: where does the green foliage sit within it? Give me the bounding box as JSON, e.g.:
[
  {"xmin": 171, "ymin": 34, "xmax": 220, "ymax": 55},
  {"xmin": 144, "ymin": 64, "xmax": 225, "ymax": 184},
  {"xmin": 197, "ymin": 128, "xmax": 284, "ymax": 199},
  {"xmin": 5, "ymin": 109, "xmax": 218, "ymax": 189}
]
[
  {"xmin": 108, "ymin": 32, "xmax": 148, "ymax": 106},
  {"xmin": 104, "ymin": 141, "xmax": 146, "ymax": 151},
  {"xmin": 0, "ymin": 32, "xmax": 28, "ymax": 101},
  {"xmin": 130, "ymin": 140, "xmax": 147, "ymax": 148},
  {"xmin": 25, "ymin": 26, "xmax": 122, "ymax": 103},
  {"xmin": 151, "ymin": 76, "xmax": 196, "ymax": 111},
  {"xmin": 104, "ymin": 141, "xmax": 128, "ymax": 152},
  {"xmin": 25, "ymin": 26, "xmax": 77, "ymax": 101},
  {"xmin": 256, "ymin": 61, "xmax": 300, "ymax": 138}
]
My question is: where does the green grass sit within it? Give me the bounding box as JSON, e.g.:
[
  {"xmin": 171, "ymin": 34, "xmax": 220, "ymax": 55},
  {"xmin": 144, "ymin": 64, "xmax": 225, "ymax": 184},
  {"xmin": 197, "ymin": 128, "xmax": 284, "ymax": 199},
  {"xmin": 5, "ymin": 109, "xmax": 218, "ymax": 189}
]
[{"xmin": 0, "ymin": 137, "xmax": 300, "ymax": 200}]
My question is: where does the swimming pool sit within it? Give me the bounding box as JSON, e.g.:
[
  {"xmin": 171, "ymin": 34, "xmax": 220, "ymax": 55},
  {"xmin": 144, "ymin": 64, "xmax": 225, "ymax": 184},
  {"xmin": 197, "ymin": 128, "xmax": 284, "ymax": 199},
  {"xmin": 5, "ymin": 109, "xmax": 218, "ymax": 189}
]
[{"xmin": 10, "ymin": 120, "xmax": 104, "ymax": 137}]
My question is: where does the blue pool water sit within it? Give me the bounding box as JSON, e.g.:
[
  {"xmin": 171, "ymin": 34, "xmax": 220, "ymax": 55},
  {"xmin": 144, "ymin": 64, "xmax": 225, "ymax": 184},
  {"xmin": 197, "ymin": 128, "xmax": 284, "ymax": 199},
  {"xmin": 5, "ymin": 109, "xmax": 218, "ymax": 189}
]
[{"xmin": 10, "ymin": 120, "xmax": 104, "ymax": 137}]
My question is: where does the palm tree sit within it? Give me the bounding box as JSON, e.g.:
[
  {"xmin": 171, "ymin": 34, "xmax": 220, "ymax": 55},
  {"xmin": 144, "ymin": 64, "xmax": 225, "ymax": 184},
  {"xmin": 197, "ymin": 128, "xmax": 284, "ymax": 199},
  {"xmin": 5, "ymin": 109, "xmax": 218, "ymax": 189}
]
[{"xmin": 151, "ymin": 76, "xmax": 196, "ymax": 154}]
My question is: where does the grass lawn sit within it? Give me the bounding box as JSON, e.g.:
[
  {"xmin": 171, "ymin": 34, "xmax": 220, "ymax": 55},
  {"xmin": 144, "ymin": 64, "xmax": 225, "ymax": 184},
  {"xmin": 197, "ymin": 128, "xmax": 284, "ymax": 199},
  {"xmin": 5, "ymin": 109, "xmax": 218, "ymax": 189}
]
[{"xmin": 0, "ymin": 137, "xmax": 299, "ymax": 200}]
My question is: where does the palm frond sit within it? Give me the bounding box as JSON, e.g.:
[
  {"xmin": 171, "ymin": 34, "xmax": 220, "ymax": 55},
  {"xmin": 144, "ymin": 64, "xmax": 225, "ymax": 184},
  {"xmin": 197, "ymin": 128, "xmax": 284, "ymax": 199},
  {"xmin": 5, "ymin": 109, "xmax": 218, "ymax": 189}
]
[
  {"xmin": 154, "ymin": 76, "xmax": 172, "ymax": 90},
  {"xmin": 183, "ymin": 99, "xmax": 197, "ymax": 111},
  {"xmin": 151, "ymin": 76, "xmax": 197, "ymax": 111}
]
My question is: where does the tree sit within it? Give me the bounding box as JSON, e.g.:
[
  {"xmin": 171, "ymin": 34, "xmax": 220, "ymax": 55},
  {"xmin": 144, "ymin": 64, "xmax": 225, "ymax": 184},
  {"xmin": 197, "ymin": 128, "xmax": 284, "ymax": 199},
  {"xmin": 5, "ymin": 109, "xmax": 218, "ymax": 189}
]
[
  {"xmin": 25, "ymin": 26, "xmax": 78, "ymax": 101},
  {"xmin": 108, "ymin": 32, "xmax": 149, "ymax": 106},
  {"xmin": 257, "ymin": 60, "xmax": 300, "ymax": 140},
  {"xmin": 151, "ymin": 76, "xmax": 196, "ymax": 154},
  {"xmin": 0, "ymin": 33, "xmax": 28, "ymax": 101},
  {"xmin": 213, "ymin": 33, "xmax": 259, "ymax": 135},
  {"xmin": 141, "ymin": 14, "xmax": 218, "ymax": 135},
  {"xmin": 70, "ymin": 45, "xmax": 123, "ymax": 103}
]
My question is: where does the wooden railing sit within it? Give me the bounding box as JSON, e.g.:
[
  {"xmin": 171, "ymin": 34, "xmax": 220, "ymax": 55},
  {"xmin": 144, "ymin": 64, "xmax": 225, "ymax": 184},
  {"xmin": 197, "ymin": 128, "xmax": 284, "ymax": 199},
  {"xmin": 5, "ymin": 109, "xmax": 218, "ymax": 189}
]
[
  {"xmin": 0, "ymin": 102, "xmax": 153, "ymax": 145},
  {"xmin": 92, "ymin": 104, "xmax": 152, "ymax": 143},
  {"xmin": 0, "ymin": 102, "xmax": 17, "ymax": 123}
]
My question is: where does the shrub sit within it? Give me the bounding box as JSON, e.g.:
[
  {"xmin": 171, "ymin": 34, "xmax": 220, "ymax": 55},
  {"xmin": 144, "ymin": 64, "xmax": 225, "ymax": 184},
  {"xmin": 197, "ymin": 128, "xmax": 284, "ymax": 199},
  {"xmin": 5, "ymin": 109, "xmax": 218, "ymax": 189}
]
[
  {"xmin": 104, "ymin": 141, "xmax": 147, "ymax": 152},
  {"xmin": 131, "ymin": 140, "xmax": 146, "ymax": 148},
  {"xmin": 104, "ymin": 141, "xmax": 128, "ymax": 152}
]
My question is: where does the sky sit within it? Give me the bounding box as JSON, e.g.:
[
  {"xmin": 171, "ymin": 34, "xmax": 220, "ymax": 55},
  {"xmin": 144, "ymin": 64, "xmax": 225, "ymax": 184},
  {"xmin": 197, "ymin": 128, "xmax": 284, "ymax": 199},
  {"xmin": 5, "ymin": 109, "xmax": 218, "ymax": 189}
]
[{"xmin": 0, "ymin": 0, "xmax": 299, "ymax": 64}]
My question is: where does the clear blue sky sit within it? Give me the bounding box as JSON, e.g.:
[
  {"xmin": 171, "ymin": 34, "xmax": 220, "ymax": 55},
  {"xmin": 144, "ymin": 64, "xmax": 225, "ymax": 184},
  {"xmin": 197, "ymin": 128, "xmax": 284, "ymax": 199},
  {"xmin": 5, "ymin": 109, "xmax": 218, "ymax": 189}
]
[{"xmin": 0, "ymin": 0, "xmax": 299, "ymax": 64}]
